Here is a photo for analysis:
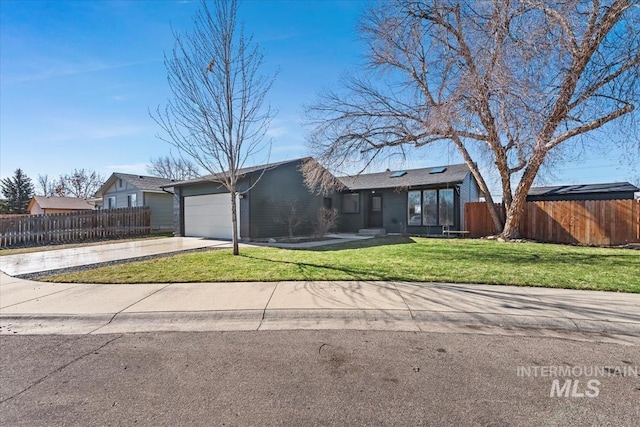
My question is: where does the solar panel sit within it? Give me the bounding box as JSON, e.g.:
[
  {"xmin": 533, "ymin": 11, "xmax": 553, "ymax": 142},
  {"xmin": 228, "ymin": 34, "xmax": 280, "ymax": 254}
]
[
  {"xmin": 390, "ymin": 171, "xmax": 407, "ymax": 178},
  {"xmin": 429, "ymin": 167, "xmax": 447, "ymax": 174}
]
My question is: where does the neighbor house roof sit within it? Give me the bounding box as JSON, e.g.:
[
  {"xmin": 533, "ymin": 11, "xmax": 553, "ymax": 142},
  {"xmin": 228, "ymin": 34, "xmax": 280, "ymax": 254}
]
[
  {"xmin": 28, "ymin": 196, "xmax": 95, "ymax": 211},
  {"xmin": 527, "ymin": 182, "xmax": 639, "ymax": 200},
  {"xmin": 166, "ymin": 157, "xmax": 312, "ymax": 188},
  {"xmin": 96, "ymin": 173, "xmax": 176, "ymax": 197},
  {"xmin": 337, "ymin": 163, "xmax": 471, "ymax": 191}
]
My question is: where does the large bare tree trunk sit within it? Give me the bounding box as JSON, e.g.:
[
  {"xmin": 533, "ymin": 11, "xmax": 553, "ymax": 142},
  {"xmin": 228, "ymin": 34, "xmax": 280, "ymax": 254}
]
[
  {"xmin": 502, "ymin": 193, "xmax": 526, "ymax": 239},
  {"xmin": 501, "ymin": 151, "xmax": 545, "ymax": 239}
]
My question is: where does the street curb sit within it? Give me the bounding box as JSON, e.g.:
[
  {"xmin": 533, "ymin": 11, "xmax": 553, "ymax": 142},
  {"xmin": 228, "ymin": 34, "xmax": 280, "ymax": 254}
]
[{"xmin": 2, "ymin": 310, "xmax": 640, "ymax": 338}]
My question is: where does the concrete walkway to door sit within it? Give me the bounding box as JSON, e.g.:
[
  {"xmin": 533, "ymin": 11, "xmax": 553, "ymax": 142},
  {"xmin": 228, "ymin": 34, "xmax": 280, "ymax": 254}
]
[{"xmin": 0, "ymin": 237, "xmax": 236, "ymax": 277}]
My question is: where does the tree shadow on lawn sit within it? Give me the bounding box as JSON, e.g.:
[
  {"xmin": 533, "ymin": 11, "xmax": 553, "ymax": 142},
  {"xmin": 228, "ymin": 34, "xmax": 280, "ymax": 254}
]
[
  {"xmin": 239, "ymin": 253, "xmax": 402, "ymax": 281},
  {"xmin": 303, "ymin": 235, "xmax": 417, "ymax": 252}
]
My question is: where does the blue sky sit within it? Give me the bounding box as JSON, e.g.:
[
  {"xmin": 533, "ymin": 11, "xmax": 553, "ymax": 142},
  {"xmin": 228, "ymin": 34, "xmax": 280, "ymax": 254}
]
[{"xmin": 1, "ymin": 0, "xmax": 637, "ymax": 197}]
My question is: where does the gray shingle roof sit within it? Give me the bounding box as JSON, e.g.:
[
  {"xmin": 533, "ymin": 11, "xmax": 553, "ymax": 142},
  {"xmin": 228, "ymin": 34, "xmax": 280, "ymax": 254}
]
[
  {"xmin": 31, "ymin": 196, "xmax": 94, "ymax": 210},
  {"xmin": 168, "ymin": 157, "xmax": 311, "ymax": 187},
  {"xmin": 113, "ymin": 173, "xmax": 176, "ymax": 192},
  {"xmin": 337, "ymin": 163, "xmax": 471, "ymax": 190},
  {"xmin": 528, "ymin": 182, "xmax": 639, "ymax": 196},
  {"xmin": 96, "ymin": 173, "xmax": 176, "ymax": 196}
]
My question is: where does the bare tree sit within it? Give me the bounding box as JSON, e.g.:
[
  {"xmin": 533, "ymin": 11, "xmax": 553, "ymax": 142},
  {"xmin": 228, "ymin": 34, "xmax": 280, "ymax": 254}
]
[
  {"xmin": 152, "ymin": 0, "xmax": 276, "ymax": 255},
  {"xmin": 37, "ymin": 174, "xmax": 56, "ymax": 197},
  {"xmin": 306, "ymin": 0, "xmax": 639, "ymax": 239},
  {"xmin": 273, "ymin": 199, "xmax": 308, "ymax": 240},
  {"xmin": 314, "ymin": 207, "xmax": 339, "ymax": 238},
  {"xmin": 147, "ymin": 154, "xmax": 201, "ymax": 180},
  {"xmin": 55, "ymin": 169, "xmax": 105, "ymax": 199}
]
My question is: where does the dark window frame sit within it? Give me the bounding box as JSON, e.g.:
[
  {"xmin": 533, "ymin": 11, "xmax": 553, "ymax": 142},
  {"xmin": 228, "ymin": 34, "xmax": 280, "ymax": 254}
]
[
  {"xmin": 407, "ymin": 188, "xmax": 455, "ymax": 227},
  {"xmin": 341, "ymin": 193, "xmax": 360, "ymax": 214}
]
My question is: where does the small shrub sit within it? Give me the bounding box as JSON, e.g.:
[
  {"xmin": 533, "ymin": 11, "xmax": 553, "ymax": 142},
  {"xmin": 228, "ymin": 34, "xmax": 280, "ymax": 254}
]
[{"xmin": 314, "ymin": 207, "xmax": 339, "ymax": 237}]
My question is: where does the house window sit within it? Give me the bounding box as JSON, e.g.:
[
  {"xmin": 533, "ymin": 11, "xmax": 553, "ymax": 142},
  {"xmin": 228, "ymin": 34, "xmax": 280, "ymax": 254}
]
[
  {"xmin": 118, "ymin": 178, "xmax": 123, "ymax": 188},
  {"xmin": 423, "ymin": 190, "xmax": 438, "ymax": 225},
  {"xmin": 323, "ymin": 197, "xmax": 333, "ymax": 210},
  {"xmin": 127, "ymin": 194, "xmax": 137, "ymax": 207},
  {"xmin": 439, "ymin": 189, "xmax": 454, "ymax": 226},
  {"xmin": 407, "ymin": 189, "xmax": 455, "ymax": 226},
  {"xmin": 341, "ymin": 193, "xmax": 359, "ymax": 213},
  {"xmin": 107, "ymin": 196, "xmax": 116, "ymax": 209},
  {"xmin": 408, "ymin": 191, "xmax": 421, "ymax": 225}
]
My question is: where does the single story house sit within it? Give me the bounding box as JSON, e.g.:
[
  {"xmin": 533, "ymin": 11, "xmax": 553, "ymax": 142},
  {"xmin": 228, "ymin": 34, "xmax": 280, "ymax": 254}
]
[
  {"xmin": 169, "ymin": 158, "xmax": 480, "ymax": 240},
  {"xmin": 527, "ymin": 182, "xmax": 640, "ymax": 202},
  {"xmin": 28, "ymin": 196, "xmax": 96, "ymax": 215},
  {"xmin": 95, "ymin": 173, "xmax": 175, "ymax": 231},
  {"xmin": 334, "ymin": 163, "xmax": 479, "ymax": 235},
  {"xmin": 168, "ymin": 158, "xmax": 325, "ymax": 240}
]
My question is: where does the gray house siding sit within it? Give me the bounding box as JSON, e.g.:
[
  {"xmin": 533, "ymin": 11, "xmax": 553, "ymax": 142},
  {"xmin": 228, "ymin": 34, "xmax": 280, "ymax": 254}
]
[
  {"xmin": 459, "ymin": 173, "xmax": 479, "ymax": 230},
  {"xmin": 145, "ymin": 192, "xmax": 174, "ymax": 231},
  {"xmin": 102, "ymin": 180, "xmax": 144, "ymax": 209},
  {"xmin": 248, "ymin": 162, "xmax": 324, "ymax": 238},
  {"xmin": 173, "ymin": 187, "xmax": 182, "ymax": 236}
]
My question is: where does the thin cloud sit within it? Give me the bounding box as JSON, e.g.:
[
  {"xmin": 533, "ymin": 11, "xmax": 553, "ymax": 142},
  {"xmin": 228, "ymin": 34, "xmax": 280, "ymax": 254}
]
[{"xmin": 3, "ymin": 60, "xmax": 159, "ymax": 85}]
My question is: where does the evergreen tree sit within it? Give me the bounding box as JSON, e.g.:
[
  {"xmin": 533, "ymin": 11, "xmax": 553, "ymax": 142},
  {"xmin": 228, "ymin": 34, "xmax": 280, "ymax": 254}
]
[{"xmin": 1, "ymin": 168, "xmax": 34, "ymax": 214}]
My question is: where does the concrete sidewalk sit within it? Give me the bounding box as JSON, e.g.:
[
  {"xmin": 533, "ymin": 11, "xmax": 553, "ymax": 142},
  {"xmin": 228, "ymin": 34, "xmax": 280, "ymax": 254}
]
[{"xmin": 2, "ymin": 273, "xmax": 639, "ymax": 342}]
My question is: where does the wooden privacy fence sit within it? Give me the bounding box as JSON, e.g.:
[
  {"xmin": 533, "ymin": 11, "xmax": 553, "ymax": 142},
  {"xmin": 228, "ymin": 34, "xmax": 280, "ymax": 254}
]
[
  {"xmin": 0, "ymin": 207, "xmax": 151, "ymax": 248},
  {"xmin": 465, "ymin": 199, "xmax": 640, "ymax": 246}
]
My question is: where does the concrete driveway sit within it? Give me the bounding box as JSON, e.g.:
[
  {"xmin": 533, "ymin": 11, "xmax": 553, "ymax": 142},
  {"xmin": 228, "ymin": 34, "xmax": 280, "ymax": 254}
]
[{"xmin": 0, "ymin": 237, "xmax": 234, "ymax": 277}]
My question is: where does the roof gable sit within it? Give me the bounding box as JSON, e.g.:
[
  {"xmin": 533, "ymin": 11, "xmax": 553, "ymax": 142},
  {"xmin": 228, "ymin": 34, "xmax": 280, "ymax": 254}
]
[{"xmin": 96, "ymin": 173, "xmax": 175, "ymax": 196}]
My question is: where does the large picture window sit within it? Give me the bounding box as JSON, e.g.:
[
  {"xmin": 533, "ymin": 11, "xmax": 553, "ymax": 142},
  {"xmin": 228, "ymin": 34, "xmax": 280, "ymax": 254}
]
[
  {"xmin": 407, "ymin": 189, "xmax": 455, "ymax": 226},
  {"xmin": 439, "ymin": 189, "xmax": 454, "ymax": 226},
  {"xmin": 423, "ymin": 190, "xmax": 438, "ymax": 225},
  {"xmin": 341, "ymin": 193, "xmax": 360, "ymax": 213},
  {"xmin": 408, "ymin": 191, "xmax": 421, "ymax": 225}
]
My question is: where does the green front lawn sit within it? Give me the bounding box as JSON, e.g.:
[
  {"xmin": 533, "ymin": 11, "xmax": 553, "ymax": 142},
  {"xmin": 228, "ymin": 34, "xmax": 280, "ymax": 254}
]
[{"xmin": 44, "ymin": 237, "xmax": 640, "ymax": 292}]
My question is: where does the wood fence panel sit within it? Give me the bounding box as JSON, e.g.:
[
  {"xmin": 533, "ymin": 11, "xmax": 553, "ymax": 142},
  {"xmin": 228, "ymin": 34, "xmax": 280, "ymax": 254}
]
[
  {"xmin": 465, "ymin": 199, "xmax": 639, "ymax": 246},
  {"xmin": 0, "ymin": 207, "xmax": 151, "ymax": 248}
]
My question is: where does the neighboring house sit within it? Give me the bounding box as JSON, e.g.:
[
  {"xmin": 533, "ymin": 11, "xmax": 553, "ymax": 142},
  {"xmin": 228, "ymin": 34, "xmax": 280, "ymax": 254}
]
[
  {"xmin": 169, "ymin": 158, "xmax": 480, "ymax": 240},
  {"xmin": 527, "ymin": 182, "xmax": 640, "ymax": 202},
  {"xmin": 334, "ymin": 163, "xmax": 479, "ymax": 235},
  {"xmin": 95, "ymin": 173, "xmax": 175, "ymax": 231},
  {"xmin": 28, "ymin": 196, "xmax": 95, "ymax": 215},
  {"xmin": 168, "ymin": 158, "xmax": 325, "ymax": 240}
]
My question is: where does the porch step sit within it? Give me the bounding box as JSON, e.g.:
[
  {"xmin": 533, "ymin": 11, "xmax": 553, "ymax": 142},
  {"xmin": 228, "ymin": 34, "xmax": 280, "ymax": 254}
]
[{"xmin": 358, "ymin": 228, "xmax": 387, "ymax": 236}]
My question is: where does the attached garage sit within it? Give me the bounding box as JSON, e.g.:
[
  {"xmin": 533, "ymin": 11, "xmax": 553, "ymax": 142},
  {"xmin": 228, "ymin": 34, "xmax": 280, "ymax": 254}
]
[
  {"xmin": 184, "ymin": 193, "xmax": 237, "ymax": 240},
  {"xmin": 169, "ymin": 158, "xmax": 325, "ymax": 239}
]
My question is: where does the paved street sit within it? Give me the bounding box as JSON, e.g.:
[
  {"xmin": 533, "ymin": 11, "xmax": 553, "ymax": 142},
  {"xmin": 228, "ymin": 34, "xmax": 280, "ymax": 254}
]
[{"xmin": 2, "ymin": 330, "xmax": 639, "ymax": 426}]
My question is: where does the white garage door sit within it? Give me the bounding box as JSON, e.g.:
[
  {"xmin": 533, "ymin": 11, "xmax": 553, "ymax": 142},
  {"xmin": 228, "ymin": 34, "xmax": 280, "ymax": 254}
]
[{"xmin": 184, "ymin": 193, "xmax": 238, "ymax": 240}]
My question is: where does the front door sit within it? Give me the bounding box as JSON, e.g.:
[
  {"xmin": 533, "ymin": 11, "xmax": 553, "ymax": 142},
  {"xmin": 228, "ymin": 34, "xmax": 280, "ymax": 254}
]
[{"xmin": 368, "ymin": 193, "xmax": 383, "ymax": 228}]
